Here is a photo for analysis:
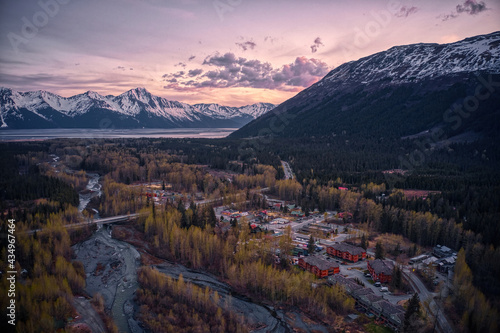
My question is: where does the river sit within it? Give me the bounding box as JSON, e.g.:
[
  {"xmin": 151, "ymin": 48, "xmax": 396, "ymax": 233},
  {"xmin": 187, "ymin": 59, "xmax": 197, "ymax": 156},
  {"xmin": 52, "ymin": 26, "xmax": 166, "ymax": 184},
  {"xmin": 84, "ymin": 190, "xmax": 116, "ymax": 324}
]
[{"xmin": 73, "ymin": 173, "xmax": 329, "ymax": 333}]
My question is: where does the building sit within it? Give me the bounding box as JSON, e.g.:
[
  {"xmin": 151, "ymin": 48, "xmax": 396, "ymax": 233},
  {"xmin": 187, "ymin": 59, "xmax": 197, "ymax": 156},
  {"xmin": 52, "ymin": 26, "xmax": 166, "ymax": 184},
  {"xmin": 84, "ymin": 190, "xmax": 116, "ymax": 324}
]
[
  {"xmin": 327, "ymin": 243, "xmax": 367, "ymax": 262},
  {"xmin": 328, "ymin": 275, "xmax": 364, "ymax": 294},
  {"xmin": 372, "ymin": 300, "xmax": 405, "ymax": 330},
  {"xmin": 298, "ymin": 256, "xmax": 339, "ymax": 278},
  {"xmin": 367, "ymin": 259, "xmax": 394, "ymax": 283},
  {"xmin": 329, "ymin": 273, "xmax": 404, "ymax": 331},
  {"xmin": 433, "ymin": 245, "xmax": 453, "ymax": 258}
]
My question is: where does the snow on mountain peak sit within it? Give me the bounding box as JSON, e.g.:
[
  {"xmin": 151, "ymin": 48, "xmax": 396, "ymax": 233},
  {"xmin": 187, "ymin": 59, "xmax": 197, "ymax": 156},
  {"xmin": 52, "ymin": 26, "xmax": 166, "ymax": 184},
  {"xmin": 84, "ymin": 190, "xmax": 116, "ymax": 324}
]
[
  {"xmin": 324, "ymin": 31, "xmax": 500, "ymax": 85},
  {"xmin": 0, "ymin": 87, "xmax": 275, "ymax": 128}
]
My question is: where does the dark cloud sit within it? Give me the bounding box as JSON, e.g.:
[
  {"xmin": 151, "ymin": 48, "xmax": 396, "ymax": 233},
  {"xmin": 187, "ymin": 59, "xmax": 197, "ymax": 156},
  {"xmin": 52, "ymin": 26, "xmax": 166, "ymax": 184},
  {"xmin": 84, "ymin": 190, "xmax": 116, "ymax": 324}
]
[
  {"xmin": 310, "ymin": 37, "xmax": 323, "ymax": 53},
  {"xmin": 162, "ymin": 71, "xmax": 186, "ymax": 80},
  {"xmin": 439, "ymin": 0, "xmax": 488, "ymax": 21},
  {"xmin": 163, "ymin": 52, "xmax": 330, "ymax": 91},
  {"xmin": 188, "ymin": 55, "xmax": 196, "ymax": 61},
  {"xmin": 457, "ymin": 0, "xmax": 488, "ymax": 14},
  {"xmin": 188, "ymin": 68, "xmax": 203, "ymax": 76},
  {"xmin": 236, "ymin": 41, "xmax": 257, "ymax": 51},
  {"xmin": 174, "ymin": 62, "xmax": 187, "ymax": 68},
  {"xmin": 115, "ymin": 66, "xmax": 126, "ymax": 71},
  {"xmin": 395, "ymin": 6, "xmax": 418, "ymax": 18}
]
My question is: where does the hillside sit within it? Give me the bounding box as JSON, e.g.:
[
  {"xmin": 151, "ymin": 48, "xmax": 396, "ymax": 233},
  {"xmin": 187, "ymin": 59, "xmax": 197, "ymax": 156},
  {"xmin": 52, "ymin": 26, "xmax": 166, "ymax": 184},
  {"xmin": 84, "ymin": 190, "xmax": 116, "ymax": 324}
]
[{"xmin": 231, "ymin": 31, "xmax": 500, "ymax": 142}]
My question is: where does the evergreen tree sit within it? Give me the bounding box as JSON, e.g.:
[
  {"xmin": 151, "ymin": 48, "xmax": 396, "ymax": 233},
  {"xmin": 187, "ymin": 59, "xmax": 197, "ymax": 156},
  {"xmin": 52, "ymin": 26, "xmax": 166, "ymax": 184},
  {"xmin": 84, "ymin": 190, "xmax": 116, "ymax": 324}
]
[
  {"xmin": 391, "ymin": 265, "xmax": 403, "ymax": 290},
  {"xmin": 403, "ymin": 293, "xmax": 421, "ymax": 332},
  {"xmin": 375, "ymin": 241, "xmax": 384, "ymax": 259},
  {"xmin": 208, "ymin": 206, "xmax": 217, "ymax": 228},
  {"xmin": 307, "ymin": 234, "xmax": 316, "ymax": 254},
  {"xmin": 360, "ymin": 234, "xmax": 368, "ymax": 250}
]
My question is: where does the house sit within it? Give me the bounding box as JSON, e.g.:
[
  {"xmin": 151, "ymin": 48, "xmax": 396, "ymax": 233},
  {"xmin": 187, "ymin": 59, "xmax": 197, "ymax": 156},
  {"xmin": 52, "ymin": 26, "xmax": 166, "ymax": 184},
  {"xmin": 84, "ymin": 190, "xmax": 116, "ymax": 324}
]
[
  {"xmin": 437, "ymin": 255, "xmax": 457, "ymax": 273},
  {"xmin": 298, "ymin": 256, "xmax": 339, "ymax": 278},
  {"xmin": 327, "ymin": 243, "xmax": 366, "ymax": 262},
  {"xmin": 367, "ymin": 259, "xmax": 394, "ymax": 283},
  {"xmin": 270, "ymin": 218, "xmax": 289, "ymax": 225},
  {"xmin": 433, "ymin": 245, "xmax": 453, "ymax": 258},
  {"xmin": 291, "ymin": 210, "xmax": 305, "ymax": 217}
]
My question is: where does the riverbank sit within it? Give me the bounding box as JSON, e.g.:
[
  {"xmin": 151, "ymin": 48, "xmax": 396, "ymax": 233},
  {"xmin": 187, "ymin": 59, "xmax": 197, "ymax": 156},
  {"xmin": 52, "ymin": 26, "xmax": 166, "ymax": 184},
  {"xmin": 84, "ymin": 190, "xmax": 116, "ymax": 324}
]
[
  {"xmin": 72, "ymin": 226, "xmax": 143, "ymax": 333},
  {"xmin": 112, "ymin": 224, "xmax": 339, "ymax": 333}
]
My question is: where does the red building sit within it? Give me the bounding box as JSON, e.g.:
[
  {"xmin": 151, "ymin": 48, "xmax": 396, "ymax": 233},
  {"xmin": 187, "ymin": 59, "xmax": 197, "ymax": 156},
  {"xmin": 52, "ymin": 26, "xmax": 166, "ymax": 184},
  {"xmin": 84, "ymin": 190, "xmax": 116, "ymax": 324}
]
[
  {"xmin": 298, "ymin": 256, "xmax": 339, "ymax": 278},
  {"xmin": 327, "ymin": 243, "xmax": 366, "ymax": 262},
  {"xmin": 367, "ymin": 259, "xmax": 394, "ymax": 283}
]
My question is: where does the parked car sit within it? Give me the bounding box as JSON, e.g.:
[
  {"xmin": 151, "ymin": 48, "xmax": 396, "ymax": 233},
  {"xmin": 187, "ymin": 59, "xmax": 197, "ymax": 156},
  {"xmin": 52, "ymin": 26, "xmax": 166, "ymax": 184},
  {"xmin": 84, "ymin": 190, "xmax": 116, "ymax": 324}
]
[
  {"xmin": 380, "ymin": 287, "xmax": 388, "ymax": 292},
  {"xmin": 374, "ymin": 282, "xmax": 381, "ymax": 287},
  {"xmin": 364, "ymin": 273, "xmax": 371, "ymax": 278}
]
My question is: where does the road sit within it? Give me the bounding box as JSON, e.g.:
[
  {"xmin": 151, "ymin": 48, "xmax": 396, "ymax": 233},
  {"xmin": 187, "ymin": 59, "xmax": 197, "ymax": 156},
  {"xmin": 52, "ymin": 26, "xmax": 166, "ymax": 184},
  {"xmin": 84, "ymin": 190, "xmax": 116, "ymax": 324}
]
[
  {"xmin": 403, "ymin": 269, "xmax": 454, "ymax": 333},
  {"xmin": 281, "ymin": 161, "xmax": 294, "ymax": 179}
]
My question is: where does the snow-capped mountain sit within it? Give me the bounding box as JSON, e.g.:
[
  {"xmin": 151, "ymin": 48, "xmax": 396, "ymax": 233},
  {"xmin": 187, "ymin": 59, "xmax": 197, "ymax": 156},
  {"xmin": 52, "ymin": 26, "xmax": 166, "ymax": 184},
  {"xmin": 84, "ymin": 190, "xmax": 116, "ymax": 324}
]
[
  {"xmin": 0, "ymin": 87, "xmax": 275, "ymax": 129},
  {"xmin": 232, "ymin": 31, "xmax": 500, "ymax": 140},
  {"xmin": 322, "ymin": 32, "xmax": 500, "ymax": 86}
]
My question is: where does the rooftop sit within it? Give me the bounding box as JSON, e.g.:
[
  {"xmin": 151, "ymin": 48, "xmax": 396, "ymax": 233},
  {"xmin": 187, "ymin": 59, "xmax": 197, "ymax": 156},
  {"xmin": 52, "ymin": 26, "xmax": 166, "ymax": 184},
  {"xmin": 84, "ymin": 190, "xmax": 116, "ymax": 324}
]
[
  {"xmin": 330, "ymin": 242, "xmax": 366, "ymax": 255},
  {"xmin": 302, "ymin": 256, "xmax": 339, "ymax": 270},
  {"xmin": 368, "ymin": 259, "xmax": 394, "ymax": 275}
]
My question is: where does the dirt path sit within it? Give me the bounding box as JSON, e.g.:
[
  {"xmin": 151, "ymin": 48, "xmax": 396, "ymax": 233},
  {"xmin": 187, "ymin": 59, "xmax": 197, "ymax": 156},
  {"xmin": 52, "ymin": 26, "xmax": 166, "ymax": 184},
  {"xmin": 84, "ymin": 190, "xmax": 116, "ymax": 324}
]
[{"xmin": 71, "ymin": 297, "xmax": 106, "ymax": 333}]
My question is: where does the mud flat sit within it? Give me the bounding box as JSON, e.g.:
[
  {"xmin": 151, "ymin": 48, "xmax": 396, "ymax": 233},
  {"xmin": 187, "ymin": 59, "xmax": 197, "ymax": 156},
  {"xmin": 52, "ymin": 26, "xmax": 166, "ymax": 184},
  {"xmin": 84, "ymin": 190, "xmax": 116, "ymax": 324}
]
[{"xmin": 72, "ymin": 227, "xmax": 143, "ymax": 333}]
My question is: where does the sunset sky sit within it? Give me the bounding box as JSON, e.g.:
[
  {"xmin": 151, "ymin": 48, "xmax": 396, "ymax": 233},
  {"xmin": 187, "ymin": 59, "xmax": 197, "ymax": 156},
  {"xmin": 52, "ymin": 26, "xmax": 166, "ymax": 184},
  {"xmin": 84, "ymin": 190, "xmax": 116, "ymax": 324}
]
[{"xmin": 1, "ymin": 0, "xmax": 499, "ymax": 106}]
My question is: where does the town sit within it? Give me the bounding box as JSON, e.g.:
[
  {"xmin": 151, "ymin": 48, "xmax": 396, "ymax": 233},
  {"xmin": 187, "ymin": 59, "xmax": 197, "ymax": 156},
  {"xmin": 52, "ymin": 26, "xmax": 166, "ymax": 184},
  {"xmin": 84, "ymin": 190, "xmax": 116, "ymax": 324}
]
[{"xmin": 140, "ymin": 177, "xmax": 458, "ymax": 332}]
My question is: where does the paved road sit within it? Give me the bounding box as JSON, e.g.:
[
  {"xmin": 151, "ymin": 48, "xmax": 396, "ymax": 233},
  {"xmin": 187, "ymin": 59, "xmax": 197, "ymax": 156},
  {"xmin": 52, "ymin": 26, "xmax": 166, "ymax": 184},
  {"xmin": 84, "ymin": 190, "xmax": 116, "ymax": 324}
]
[
  {"xmin": 281, "ymin": 161, "xmax": 294, "ymax": 179},
  {"xmin": 403, "ymin": 269, "xmax": 454, "ymax": 333}
]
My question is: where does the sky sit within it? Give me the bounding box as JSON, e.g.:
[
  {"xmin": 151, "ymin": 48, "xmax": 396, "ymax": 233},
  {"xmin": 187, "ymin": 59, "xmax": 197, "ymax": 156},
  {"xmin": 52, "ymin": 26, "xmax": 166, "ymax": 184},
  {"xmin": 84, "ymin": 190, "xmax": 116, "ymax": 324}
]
[{"xmin": 0, "ymin": 0, "xmax": 499, "ymax": 106}]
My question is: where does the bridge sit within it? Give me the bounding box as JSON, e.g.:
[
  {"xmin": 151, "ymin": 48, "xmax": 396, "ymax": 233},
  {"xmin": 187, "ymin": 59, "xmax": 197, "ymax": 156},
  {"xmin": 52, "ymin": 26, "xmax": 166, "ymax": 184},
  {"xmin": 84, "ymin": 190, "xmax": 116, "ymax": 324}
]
[{"xmin": 24, "ymin": 213, "xmax": 143, "ymax": 235}]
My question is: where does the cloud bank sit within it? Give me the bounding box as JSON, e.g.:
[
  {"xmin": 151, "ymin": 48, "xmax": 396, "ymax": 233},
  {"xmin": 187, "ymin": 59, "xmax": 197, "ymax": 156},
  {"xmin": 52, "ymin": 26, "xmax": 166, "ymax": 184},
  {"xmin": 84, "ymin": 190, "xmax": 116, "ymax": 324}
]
[{"xmin": 162, "ymin": 52, "xmax": 330, "ymax": 92}]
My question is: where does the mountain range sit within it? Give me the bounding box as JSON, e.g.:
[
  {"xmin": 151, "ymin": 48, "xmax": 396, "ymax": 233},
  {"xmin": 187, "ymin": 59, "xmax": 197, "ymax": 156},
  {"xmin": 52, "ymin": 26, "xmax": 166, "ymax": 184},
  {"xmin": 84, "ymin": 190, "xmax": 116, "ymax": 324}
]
[
  {"xmin": 231, "ymin": 31, "xmax": 500, "ymax": 142},
  {"xmin": 0, "ymin": 87, "xmax": 275, "ymax": 129}
]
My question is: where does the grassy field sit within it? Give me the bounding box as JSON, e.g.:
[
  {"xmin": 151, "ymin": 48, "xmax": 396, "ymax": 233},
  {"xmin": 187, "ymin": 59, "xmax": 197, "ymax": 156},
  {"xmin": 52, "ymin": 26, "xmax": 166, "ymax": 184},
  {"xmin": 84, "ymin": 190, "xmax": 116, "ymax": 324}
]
[{"xmin": 365, "ymin": 322, "xmax": 394, "ymax": 333}]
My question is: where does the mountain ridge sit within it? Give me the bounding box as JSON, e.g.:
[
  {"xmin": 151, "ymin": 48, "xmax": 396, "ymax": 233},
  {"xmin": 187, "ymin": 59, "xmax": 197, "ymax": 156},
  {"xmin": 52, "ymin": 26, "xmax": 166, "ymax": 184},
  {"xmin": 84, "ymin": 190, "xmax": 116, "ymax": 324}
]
[
  {"xmin": 0, "ymin": 87, "xmax": 275, "ymax": 129},
  {"xmin": 231, "ymin": 31, "xmax": 500, "ymax": 140}
]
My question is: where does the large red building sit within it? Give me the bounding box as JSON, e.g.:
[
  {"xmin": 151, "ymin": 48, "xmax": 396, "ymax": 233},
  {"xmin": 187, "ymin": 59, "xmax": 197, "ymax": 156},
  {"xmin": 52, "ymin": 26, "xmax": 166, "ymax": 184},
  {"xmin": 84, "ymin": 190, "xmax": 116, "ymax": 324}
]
[
  {"xmin": 298, "ymin": 256, "xmax": 339, "ymax": 278},
  {"xmin": 327, "ymin": 243, "xmax": 366, "ymax": 262},
  {"xmin": 367, "ymin": 259, "xmax": 394, "ymax": 283}
]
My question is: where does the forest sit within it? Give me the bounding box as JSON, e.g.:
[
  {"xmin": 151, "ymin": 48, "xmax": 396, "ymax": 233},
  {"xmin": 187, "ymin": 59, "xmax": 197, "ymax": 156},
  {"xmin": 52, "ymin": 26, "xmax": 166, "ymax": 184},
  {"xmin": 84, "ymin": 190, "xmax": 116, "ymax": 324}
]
[{"xmin": 0, "ymin": 134, "xmax": 499, "ymax": 332}]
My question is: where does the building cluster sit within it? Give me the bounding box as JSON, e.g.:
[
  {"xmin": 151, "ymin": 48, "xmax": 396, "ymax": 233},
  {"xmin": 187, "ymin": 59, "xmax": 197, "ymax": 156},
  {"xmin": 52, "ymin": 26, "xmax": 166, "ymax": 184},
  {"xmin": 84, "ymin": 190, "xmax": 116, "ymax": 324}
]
[
  {"xmin": 408, "ymin": 245, "xmax": 457, "ymax": 274},
  {"xmin": 329, "ymin": 275, "xmax": 405, "ymax": 330}
]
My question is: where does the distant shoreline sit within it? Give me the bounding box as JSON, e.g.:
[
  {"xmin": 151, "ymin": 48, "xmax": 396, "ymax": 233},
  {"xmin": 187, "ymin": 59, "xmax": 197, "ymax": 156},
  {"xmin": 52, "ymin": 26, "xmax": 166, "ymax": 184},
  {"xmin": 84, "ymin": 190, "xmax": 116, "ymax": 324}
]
[{"xmin": 0, "ymin": 128, "xmax": 238, "ymax": 141}]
